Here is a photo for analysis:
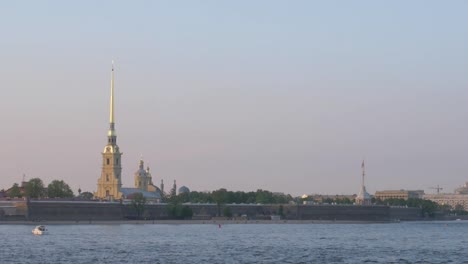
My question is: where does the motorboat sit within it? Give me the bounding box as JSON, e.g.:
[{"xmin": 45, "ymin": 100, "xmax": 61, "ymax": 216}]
[{"xmin": 32, "ymin": 225, "xmax": 47, "ymax": 235}]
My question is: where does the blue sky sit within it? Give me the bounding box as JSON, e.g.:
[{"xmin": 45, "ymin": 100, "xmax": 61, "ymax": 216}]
[{"xmin": 1, "ymin": 1, "xmax": 468, "ymax": 195}]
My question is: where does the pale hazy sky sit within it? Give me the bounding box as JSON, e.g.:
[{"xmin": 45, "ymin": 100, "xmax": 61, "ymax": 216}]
[{"xmin": 1, "ymin": 1, "xmax": 468, "ymax": 196}]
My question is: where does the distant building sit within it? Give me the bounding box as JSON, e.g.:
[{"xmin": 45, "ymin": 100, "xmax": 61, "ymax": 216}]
[
  {"xmin": 355, "ymin": 160, "xmax": 371, "ymax": 205},
  {"xmin": 454, "ymin": 182, "xmax": 468, "ymax": 194},
  {"xmin": 2, "ymin": 181, "xmax": 28, "ymax": 198},
  {"xmin": 424, "ymin": 182, "xmax": 468, "ymax": 210},
  {"xmin": 133, "ymin": 159, "xmax": 161, "ymax": 193},
  {"xmin": 424, "ymin": 194, "xmax": 468, "ymax": 210},
  {"xmin": 375, "ymin": 190, "xmax": 425, "ymax": 201},
  {"xmin": 178, "ymin": 186, "xmax": 190, "ymax": 194},
  {"xmin": 171, "ymin": 180, "xmax": 177, "ymax": 196}
]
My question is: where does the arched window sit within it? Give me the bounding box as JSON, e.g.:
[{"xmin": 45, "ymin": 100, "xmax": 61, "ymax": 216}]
[
  {"xmin": 116, "ymin": 158, "xmax": 119, "ymax": 165},
  {"xmin": 106, "ymin": 174, "xmax": 109, "ymax": 181},
  {"xmin": 107, "ymin": 158, "xmax": 110, "ymax": 165}
]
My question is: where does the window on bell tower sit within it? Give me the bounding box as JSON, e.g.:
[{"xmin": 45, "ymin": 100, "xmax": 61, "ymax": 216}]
[
  {"xmin": 106, "ymin": 174, "xmax": 109, "ymax": 181},
  {"xmin": 116, "ymin": 158, "xmax": 119, "ymax": 165},
  {"xmin": 107, "ymin": 158, "xmax": 110, "ymax": 165}
]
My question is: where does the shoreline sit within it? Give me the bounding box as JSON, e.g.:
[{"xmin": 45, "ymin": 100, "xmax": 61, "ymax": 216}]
[{"xmin": 0, "ymin": 219, "xmax": 395, "ymax": 225}]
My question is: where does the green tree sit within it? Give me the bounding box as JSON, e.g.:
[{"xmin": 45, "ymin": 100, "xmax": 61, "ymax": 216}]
[
  {"xmin": 186, "ymin": 191, "xmax": 206, "ymax": 203},
  {"xmin": 131, "ymin": 192, "xmax": 147, "ymax": 219},
  {"xmin": 223, "ymin": 206, "xmax": 233, "ymax": 218},
  {"xmin": 176, "ymin": 188, "xmax": 294, "ymax": 205},
  {"xmin": 255, "ymin": 189, "xmax": 272, "ymax": 204},
  {"xmin": 212, "ymin": 189, "xmax": 227, "ymax": 216},
  {"xmin": 178, "ymin": 192, "xmax": 190, "ymax": 203},
  {"xmin": 79, "ymin": 191, "xmax": 94, "ymax": 200},
  {"xmin": 25, "ymin": 178, "xmax": 45, "ymax": 198},
  {"xmin": 47, "ymin": 180, "xmax": 74, "ymax": 198},
  {"xmin": 8, "ymin": 183, "xmax": 22, "ymax": 198},
  {"xmin": 337, "ymin": 198, "xmax": 353, "ymax": 204},
  {"xmin": 167, "ymin": 204, "xmax": 193, "ymax": 220},
  {"xmin": 278, "ymin": 205, "xmax": 284, "ymax": 217},
  {"xmin": 181, "ymin": 206, "xmax": 193, "ymax": 219},
  {"xmin": 453, "ymin": 204, "xmax": 467, "ymax": 215},
  {"xmin": 420, "ymin": 200, "xmax": 438, "ymax": 217}
]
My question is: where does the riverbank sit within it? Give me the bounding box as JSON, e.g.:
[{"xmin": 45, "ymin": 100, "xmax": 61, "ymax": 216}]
[{"xmin": 0, "ymin": 219, "xmax": 395, "ymax": 225}]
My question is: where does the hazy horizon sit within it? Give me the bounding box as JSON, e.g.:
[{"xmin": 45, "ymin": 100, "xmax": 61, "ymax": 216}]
[{"xmin": 1, "ymin": 1, "xmax": 468, "ymax": 196}]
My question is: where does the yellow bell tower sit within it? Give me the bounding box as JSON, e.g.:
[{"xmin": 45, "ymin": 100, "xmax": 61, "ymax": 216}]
[{"xmin": 96, "ymin": 62, "xmax": 123, "ymax": 200}]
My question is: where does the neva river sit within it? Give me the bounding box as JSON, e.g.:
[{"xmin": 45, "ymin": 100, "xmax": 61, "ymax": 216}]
[{"xmin": 1, "ymin": 221, "xmax": 467, "ymax": 263}]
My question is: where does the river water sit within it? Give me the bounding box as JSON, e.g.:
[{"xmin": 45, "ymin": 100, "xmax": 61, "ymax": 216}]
[{"xmin": 0, "ymin": 221, "xmax": 467, "ymax": 263}]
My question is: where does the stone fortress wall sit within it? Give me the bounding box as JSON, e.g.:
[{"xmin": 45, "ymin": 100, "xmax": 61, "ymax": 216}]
[{"xmin": 12, "ymin": 201, "xmax": 423, "ymax": 222}]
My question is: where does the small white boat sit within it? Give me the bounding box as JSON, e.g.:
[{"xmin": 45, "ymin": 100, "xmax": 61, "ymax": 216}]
[{"xmin": 32, "ymin": 225, "xmax": 47, "ymax": 235}]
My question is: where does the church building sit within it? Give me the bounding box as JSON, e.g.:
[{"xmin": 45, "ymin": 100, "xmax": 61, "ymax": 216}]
[{"xmin": 95, "ymin": 63, "xmax": 163, "ymax": 202}]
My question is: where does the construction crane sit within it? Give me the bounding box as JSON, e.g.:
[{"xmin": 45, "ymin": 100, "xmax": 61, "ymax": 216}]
[{"xmin": 429, "ymin": 185, "xmax": 443, "ymax": 194}]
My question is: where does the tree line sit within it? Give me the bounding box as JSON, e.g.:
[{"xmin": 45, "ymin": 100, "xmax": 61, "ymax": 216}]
[
  {"xmin": 6, "ymin": 178, "xmax": 92, "ymax": 199},
  {"xmin": 175, "ymin": 188, "xmax": 293, "ymax": 205}
]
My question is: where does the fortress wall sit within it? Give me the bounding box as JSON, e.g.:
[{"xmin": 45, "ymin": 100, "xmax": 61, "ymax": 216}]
[
  {"xmin": 26, "ymin": 201, "xmax": 422, "ymax": 221},
  {"xmin": 388, "ymin": 207, "xmax": 422, "ymax": 221},
  {"xmin": 295, "ymin": 205, "xmax": 390, "ymax": 221},
  {"xmin": 28, "ymin": 201, "xmax": 124, "ymax": 221}
]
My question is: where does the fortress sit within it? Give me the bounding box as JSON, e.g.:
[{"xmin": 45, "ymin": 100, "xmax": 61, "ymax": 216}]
[{"xmin": 0, "ymin": 64, "xmax": 449, "ymax": 222}]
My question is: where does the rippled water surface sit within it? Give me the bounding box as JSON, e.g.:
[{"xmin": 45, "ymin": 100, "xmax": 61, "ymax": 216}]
[{"xmin": 1, "ymin": 221, "xmax": 467, "ymax": 263}]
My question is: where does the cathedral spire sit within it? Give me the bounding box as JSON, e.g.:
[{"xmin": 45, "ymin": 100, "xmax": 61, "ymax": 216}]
[
  {"xmin": 110, "ymin": 61, "xmax": 115, "ymax": 126},
  {"xmin": 107, "ymin": 61, "xmax": 117, "ymax": 144},
  {"xmin": 361, "ymin": 160, "xmax": 365, "ymax": 188},
  {"xmin": 97, "ymin": 61, "xmax": 123, "ymax": 200},
  {"xmin": 356, "ymin": 159, "xmax": 371, "ymax": 205}
]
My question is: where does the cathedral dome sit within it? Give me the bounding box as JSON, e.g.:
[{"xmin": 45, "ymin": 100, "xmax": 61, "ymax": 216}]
[
  {"xmin": 178, "ymin": 186, "xmax": 190, "ymax": 194},
  {"xmin": 134, "ymin": 159, "xmax": 147, "ymax": 178}
]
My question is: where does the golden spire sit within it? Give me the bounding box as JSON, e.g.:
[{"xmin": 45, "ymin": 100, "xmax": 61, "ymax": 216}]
[
  {"xmin": 110, "ymin": 60, "xmax": 115, "ymax": 124},
  {"xmin": 108, "ymin": 61, "xmax": 116, "ymax": 139}
]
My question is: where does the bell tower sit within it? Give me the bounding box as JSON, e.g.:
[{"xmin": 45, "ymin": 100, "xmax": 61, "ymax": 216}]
[{"xmin": 96, "ymin": 62, "xmax": 123, "ymax": 200}]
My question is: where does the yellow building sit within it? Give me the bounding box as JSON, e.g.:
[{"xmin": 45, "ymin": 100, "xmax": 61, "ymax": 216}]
[
  {"xmin": 374, "ymin": 190, "xmax": 424, "ymax": 201},
  {"xmin": 133, "ymin": 159, "xmax": 161, "ymax": 193}
]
